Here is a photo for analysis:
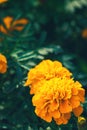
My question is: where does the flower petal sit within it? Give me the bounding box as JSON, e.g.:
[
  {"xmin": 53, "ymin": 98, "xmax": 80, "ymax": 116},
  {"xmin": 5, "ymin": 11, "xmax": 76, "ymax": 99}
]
[
  {"xmin": 52, "ymin": 110, "xmax": 60, "ymax": 118},
  {"xmin": 78, "ymin": 89, "xmax": 85, "ymax": 102},
  {"xmin": 73, "ymin": 106, "xmax": 83, "ymax": 117},
  {"xmin": 69, "ymin": 95, "xmax": 80, "ymax": 108},
  {"xmin": 59, "ymin": 100, "xmax": 72, "ymax": 113}
]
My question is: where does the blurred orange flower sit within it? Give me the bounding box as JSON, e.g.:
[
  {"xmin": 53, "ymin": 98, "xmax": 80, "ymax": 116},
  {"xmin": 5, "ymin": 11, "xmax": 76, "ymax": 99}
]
[
  {"xmin": 0, "ymin": 54, "xmax": 7, "ymax": 73},
  {"xmin": 0, "ymin": 0, "xmax": 8, "ymax": 4},
  {"xmin": 0, "ymin": 16, "xmax": 28, "ymax": 35},
  {"xmin": 82, "ymin": 28, "xmax": 87, "ymax": 38},
  {"xmin": 25, "ymin": 59, "xmax": 85, "ymax": 125}
]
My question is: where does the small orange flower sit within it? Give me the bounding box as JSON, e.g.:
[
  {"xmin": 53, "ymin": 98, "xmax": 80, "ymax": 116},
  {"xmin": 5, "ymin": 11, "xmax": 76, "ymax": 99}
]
[
  {"xmin": 82, "ymin": 28, "xmax": 87, "ymax": 38},
  {"xmin": 0, "ymin": 0, "xmax": 8, "ymax": 4},
  {"xmin": 0, "ymin": 16, "xmax": 28, "ymax": 35},
  {"xmin": 0, "ymin": 54, "xmax": 7, "ymax": 73},
  {"xmin": 25, "ymin": 59, "xmax": 85, "ymax": 125}
]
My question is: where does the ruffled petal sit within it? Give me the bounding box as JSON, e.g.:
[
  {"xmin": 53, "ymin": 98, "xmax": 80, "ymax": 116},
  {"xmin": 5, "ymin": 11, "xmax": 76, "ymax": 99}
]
[
  {"xmin": 59, "ymin": 100, "xmax": 72, "ymax": 113},
  {"xmin": 73, "ymin": 106, "xmax": 83, "ymax": 117}
]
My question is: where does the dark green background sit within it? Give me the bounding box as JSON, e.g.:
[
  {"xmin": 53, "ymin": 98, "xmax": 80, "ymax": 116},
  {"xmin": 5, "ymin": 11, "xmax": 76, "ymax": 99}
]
[{"xmin": 0, "ymin": 0, "xmax": 87, "ymax": 130}]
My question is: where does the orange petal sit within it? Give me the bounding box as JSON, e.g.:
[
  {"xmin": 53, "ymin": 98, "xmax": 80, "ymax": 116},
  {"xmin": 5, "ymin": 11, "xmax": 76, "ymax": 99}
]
[
  {"xmin": 35, "ymin": 107, "xmax": 46, "ymax": 117},
  {"xmin": 35, "ymin": 108, "xmax": 52, "ymax": 122},
  {"xmin": 54, "ymin": 117, "xmax": 63, "ymax": 125},
  {"xmin": 12, "ymin": 26, "xmax": 24, "ymax": 31},
  {"xmin": 73, "ymin": 106, "xmax": 83, "ymax": 117},
  {"xmin": 13, "ymin": 19, "xmax": 28, "ymax": 26},
  {"xmin": 0, "ymin": 63, "xmax": 7, "ymax": 73},
  {"xmin": 0, "ymin": 25, "xmax": 7, "ymax": 34},
  {"xmin": 52, "ymin": 110, "xmax": 60, "ymax": 118},
  {"xmin": 0, "ymin": 54, "xmax": 7, "ymax": 73},
  {"xmin": 0, "ymin": 54, "xmax": 7, "ymax": 63},
  {"xmin": 32, "ymin": 94, "xmax": 42, "ymax": 106},
  {"xmin": 53, "ymin": 61, "xmax": 62, "ymax": 68},
  {"xmin": 59, "ymin": 100, "xmax": 72, "ymax": 113},
  {"xmin": 64, "ymin": 113, "xmax": 71, "ymax": 120},
  {"xmin": 43, "ymin": 113, "xmax": 52, "ymax": 122},
  {"xmin": 3, "ymin": 16, "xmax": 13, "ymax": 29},
  {"xmin": 49, "ymin": 99, "xmax": 59, "ymax": 111},
  {"xmin": 78, "ymin": 89, "xmax": 85, "ymax": 102},
  {"xmin": 55, "ymin": 115, "xmax": 68, "ymax": 125},
  {"xmin": 72, "ymin": 87, "xmax": 78, "ymax": 95},
  {"xmin": 69, "ymin": 95, "xmax": 80, "ymax": 108}
]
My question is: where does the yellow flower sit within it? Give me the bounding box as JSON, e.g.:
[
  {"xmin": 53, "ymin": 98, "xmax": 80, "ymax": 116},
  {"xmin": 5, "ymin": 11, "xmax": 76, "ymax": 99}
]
[
  {"xmin": 32, "ymin": 77, "xmax": 85, "ymax": 125},
  {"xmin": 25, "ymin": 59, "xmax": 85, "ymax": 125},
  {"xmin": 0, "ymin": 0, "xmax": 8, "ymax": 4},
  {"xmin": 0, "ymin": 54, "xmax": 7, "ymax": 73},
  {"xmin": 0, "ymin": 16, "xmax": 28, "ymax": 35},
  {"xmin": 25, "ymin": 60, "xmax": 72, "ymax": 94}
]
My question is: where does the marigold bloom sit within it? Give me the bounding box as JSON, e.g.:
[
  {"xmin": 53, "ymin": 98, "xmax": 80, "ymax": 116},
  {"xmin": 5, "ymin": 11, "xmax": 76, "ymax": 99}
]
[
  {"xmin": 25, "ymin": 60, "xmax": 72, "ymax": 94},
  {"xmin": 32, "ymin": 77, "xmax": 85, "ymax": 125},
  {"xmin": 0, "ymin": 0, "xmax": 8, "ymax": 4},
  {"xmin": 0, "ymin": 54, "xmax": 7, "ymax": 73},
  {"xmin": 25, "ymin": 59, "xmax": 85, "ymax": 125},
  {"xmin": 0, "ymin": 16, "xmax": 28, "ymax": 35}
]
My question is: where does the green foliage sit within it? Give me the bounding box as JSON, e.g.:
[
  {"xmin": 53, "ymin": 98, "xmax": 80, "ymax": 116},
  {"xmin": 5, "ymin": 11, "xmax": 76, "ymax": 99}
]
[
  {"xmin": 0, "ymin": 0, "xmax": 87, "ymax": 130},
  {"xmin": 65, "ymin": 0, "xmax": 87, "ymax": 12}
]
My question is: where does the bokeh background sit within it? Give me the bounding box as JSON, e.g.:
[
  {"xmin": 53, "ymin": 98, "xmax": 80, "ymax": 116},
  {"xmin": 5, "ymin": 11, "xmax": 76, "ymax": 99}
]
[{"xmin": 0, "ymin": 0, "xmax": 87, "ymax": 130}]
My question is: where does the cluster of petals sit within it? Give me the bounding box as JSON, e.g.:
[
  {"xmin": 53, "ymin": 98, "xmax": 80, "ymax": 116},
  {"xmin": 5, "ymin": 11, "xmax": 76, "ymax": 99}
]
[
  {"xmin": 0, "ymin": 16, "xmax": 28, "ymax": 35},
  {"xmin": 25, "ymin": 60, "xmax": 72, "ymax": 94},
  {"xmin": 0, "ymin": 54, "xmax": 7, "ymax": 73},
  {"xmin": 25, "ymin": 60, "xmax": 85, "ymax": 125}
]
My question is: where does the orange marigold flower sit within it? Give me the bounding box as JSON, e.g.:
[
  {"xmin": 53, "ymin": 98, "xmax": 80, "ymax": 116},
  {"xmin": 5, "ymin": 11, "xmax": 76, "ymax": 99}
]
[
  {"xmin": 0, "ymin": 54, "xmax": 7, "ymax": 73},
  {"xmin": 0, "ymin": 16, "xmax": 28, "ymax": 35},
  {"xmin": 25, "ymin": 59, "xmax": 85, "ymax": 125},
  {"xmin": 0, "ymin": 0, "xmax": 8, "ymax": 4},
  {"xmin": 25, "ymin": 60, "xmax": 72, "ymax": 94},
  {"xmin": 32, "ymin": 77, "xmax": 85, "ymax": 125}
]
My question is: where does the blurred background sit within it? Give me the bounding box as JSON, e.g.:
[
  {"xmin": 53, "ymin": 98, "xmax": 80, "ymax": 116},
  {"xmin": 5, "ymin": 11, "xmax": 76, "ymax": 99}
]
[{"xmin": 0, "ymin": 0, "xmax": 87, "ymax": 130}]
